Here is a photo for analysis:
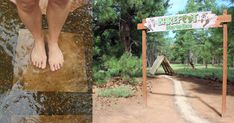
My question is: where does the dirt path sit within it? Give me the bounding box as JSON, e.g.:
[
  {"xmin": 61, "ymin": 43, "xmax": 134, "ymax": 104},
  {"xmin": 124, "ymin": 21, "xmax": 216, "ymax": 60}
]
[
  {"xmin": 177, "ymin": 76, "xmax": 234, "ymax": 123},
  {"xmin": 93, "ymin": 76, "xmax": 234, "ymax": 123},
  {"xmin": 163, "ymin": 76, "xmax": 210, "ymax": 123},
  {"xmin": 93, "ymin": 77, "xmax": 185, "ymax": 123}
]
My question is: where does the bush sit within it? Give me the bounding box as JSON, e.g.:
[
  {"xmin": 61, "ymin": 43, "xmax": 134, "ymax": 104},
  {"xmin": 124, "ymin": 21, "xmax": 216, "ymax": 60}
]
[
  {"xmin": 118, "ymin": 53, "xmax": 142, "ymax": 77},
  {"xmin": 122, "ymin": 75, "xmax": 139, "ymax": 85},
  {"xmin": 93, "ymin": 52, "xmax": 142, "ymax": 85},
  {"xmin": 104, "ymin": 57, "xmax": 121, "ymax": 76},
  {"xmin": 98, "ymin": 85, "xmax": 134, "ymax": 98},
  {"xmin": 105, "ymin": 53, "xmax": 142, "ymax": 77},
  {"xmin": 93, "ymin": 70, "xmax": 111, "ymax": 85}
]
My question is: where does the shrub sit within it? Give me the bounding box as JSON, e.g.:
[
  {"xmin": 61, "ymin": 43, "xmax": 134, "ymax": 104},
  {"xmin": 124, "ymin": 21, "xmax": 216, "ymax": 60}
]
[
  {"xmin": 104, "ymin": 57, "xmax": 121, "ymax": 76},
  {"xmin": 118, "ymin": 53, "xmax": 142, "ymax": 77},
  {"xmin": 105, "ymin": 53, "xmax": 142, "ymax": 77},
  {"xmin": 98, "ymin": 85, "xmax": 134, "ymax": 98},
  {"xmin": 93, "ymin": 52, "xmax": 142, "ymax": 85},
  {"xmin": 93, "ymin": 70, "xmax": 111, "ymax": 85}
]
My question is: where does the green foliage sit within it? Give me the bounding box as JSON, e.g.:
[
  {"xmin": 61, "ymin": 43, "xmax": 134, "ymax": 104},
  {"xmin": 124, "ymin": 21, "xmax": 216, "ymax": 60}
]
[
  {"xmin": 93, "ymin": 0, "xmax": 169, "ymax": 84},
  {"xmin": 93, "ymin": 69, "xmax": 111, "ymax": 85},
  {"xmin": 98, "ymin": 85, "xmax": 134, "ymax": 98},
  {"xmin": 105, "ymin": 53, "xmax": 142, "ymax": 77},
  {"xmin": 122, "ymin": 75, "xmax": 138, "ymax": 85},
  {"xmin": 93, "ymin": 0, "xmax": 170, "ymax": 59},
  {"xmin": 104, "ymin": 57, "xmax": 121, "ymax": 76},
  {"xmin": 158, "ymin": 64, "xmax": 234, "ymax": 82},
  {"xmin": 169, "ymin": 0, "xmax": 234, "ymax": 67},
  {"xmin": 93, "ymin": 53, "xmax": 142, "ymax": 84},
  {"xmin": 93, "ymin": 0, "xmax": 234, "ymax": 85},
  {"xmin": 118, "ymin": 53, "xmax": 142, "ymax": 76},
  {"xmin": 188, "ymin": 0, "xmax": 217, "ymax": 12}
]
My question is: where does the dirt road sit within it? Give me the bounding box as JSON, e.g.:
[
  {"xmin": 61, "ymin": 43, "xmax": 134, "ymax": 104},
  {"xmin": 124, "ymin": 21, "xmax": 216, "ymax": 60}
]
[{"xmin": 93, "ymin": 76, "xmax": 234, "ymax": 123}]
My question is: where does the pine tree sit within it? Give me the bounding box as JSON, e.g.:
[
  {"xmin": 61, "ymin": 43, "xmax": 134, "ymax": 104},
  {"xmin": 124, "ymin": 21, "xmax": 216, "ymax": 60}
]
[{"xmin": 93, "ymin": 0, "xmax": 170, "ymax": 59}]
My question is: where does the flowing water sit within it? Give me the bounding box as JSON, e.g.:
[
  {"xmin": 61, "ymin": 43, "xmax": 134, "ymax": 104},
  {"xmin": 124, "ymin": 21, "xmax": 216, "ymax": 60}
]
[{"xmin": 0, "ymin": 0, "xmax": 92, "ymax": 122}]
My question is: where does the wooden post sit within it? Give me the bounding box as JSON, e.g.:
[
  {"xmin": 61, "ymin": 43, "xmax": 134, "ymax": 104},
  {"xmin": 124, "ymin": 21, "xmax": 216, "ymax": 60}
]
[
  {"xmin": 138, "ymin": 20, "xmax": 148, "ymax": 106},
  {"xmin": 142, "ymin": 20, "xmax": 148, "ymax": 106},
  {"xmin": 222, "ymin": 10, "xmax": 228, "ymax": 116}
]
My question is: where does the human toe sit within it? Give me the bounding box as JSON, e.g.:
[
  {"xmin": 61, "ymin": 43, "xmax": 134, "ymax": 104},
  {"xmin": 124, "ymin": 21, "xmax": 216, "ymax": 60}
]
[
  {"xmin": 37, "ymin": 61, "xmax": 40, "ymax": 68},
  {"xmin": 41, "ymin": 61, "xmax": 46, "ymax": 69},
  {"xmin": 56, "ymin": 64, "xmax": 61, "ymax": 70}
]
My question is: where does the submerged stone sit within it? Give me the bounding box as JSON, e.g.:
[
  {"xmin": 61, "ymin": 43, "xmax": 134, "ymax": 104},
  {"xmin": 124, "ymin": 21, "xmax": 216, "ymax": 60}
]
[
  {"xmin": 14, "ymin": 29, "xmax": 89, "ymax": 92},
  {"xmin": 11, "ymin": 115, "xmax": 91, "ymax": 123}
]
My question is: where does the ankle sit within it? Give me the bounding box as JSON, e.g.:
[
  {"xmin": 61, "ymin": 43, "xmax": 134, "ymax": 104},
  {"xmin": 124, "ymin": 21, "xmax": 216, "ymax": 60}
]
[
  {"xmin": 47, "ymin": 41, "xmax": 59, "ymax": 46},
  {"xmin": 47, "ymin": 42, "xmax": 60, "ymax": 51},
  {"xmin": 34, "ymin": 34, "xmax": 44, "ymax": 43},
  {"xmin": 47, "ymin": 36, "xmax": 59, "ymax": 45},
  {"xmin": 34, "ymin": 39, "xmax": 45, "ymax": 46}
]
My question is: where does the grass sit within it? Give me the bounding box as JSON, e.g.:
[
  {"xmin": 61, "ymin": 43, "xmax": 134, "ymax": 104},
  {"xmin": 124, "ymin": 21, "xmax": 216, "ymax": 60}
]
[
  {"xmin": 157, "ymin": 64, "xmax": 234, "ymax": 81},
  {"xmin": 98, "ymin": 85, "xmax": 134, "ymax": 98}
]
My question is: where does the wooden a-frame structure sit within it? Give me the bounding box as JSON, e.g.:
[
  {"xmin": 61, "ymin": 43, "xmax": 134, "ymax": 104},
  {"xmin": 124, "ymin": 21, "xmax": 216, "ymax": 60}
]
[
  {"xmin": 137, "ymin": 10, "xmax": 232, "ymax": 116},
  {"xmin": 150, "ymin": 55, "xmax": 174, "ymax": 75}
]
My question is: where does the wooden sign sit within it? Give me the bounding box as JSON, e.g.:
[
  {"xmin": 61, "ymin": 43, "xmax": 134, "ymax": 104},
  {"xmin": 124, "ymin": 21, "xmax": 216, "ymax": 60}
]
[
  {"xmin": 145, "ymin": 11, "xmax": 221, "ymax": 32},
  {"xmin": 138, "ymin": 10, "xmax": 232, "ymax": 116}
]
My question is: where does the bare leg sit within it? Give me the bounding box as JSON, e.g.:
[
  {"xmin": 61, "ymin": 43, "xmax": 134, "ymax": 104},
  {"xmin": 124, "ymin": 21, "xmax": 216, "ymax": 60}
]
[
  {"xmin": 16, "ymin": 0, "xmax": 47, "ymax": 69},
  {"xmin": 47, "ymin": 0, "xmax": 71, "ymax": 71}
]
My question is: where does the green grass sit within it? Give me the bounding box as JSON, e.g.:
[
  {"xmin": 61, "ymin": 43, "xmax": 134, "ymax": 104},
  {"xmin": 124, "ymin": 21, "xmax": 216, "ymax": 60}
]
[
  {"xmin": 98, "ymin": 85, "xmax": 134, "ymax": 98},
  {"xmin": 157, "ymin": 64, "xmax": 234, "ymax": 81}
]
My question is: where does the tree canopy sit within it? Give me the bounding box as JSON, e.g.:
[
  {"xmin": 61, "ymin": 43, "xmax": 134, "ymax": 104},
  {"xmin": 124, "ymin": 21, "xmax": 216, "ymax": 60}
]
[
  {"xmin": 93, "ymin": 0, "xmax": 234, "ymax": 68},
  {"xmin": 93, "ymin": 0, "xmax": 170, "ymax": 59}
]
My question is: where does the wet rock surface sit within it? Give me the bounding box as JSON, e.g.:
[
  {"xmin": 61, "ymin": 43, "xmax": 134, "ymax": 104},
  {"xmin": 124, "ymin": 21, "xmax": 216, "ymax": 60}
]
[
  {"xmin": 14, "ymin": 29, "xmax": 89, "ymax": 92},
  {"xmin": 0, "ymin": 87, "xmax": 92, "ymax": 122},
  {"xmin": 0, "ymin": 0, "xmax": 92, "ymax": 122},
  {"xmin": 11, "ymin": 115, "xmax": 92, "ymax": 123}
]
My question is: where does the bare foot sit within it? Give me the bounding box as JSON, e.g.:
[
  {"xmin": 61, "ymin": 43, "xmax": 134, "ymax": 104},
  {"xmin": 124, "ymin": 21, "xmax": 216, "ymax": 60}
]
[
  {"xmin": 48, "ymin": 42, "xmax": 64, "ymax": 71},
  {"xmin": 31, "ymin": 39, "xmax": 47, "ymax": 69}
]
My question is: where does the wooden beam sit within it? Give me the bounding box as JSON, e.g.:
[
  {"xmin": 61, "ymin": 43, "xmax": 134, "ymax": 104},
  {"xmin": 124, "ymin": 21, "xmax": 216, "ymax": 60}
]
[
  {"xmin": 215, "ymin": 10, "xmax": 232, "ymax": 28},
  {"xmin": 137, "ymin": 19, "xmax": 147, "ymax": 30},
  {"xmin": 221, "ymin": 10, "xmax": 228, "ymax": 117},
  {"xmin": 217, "ymin": 15, "xmax": 232, "ymax": 23},
  {"xmin": 161, "ymin": 62, "xmax": 169, "ymax": 74},
  {"xmin": 162, "ymin": 60, "xmax": 170, "ymax": 74}
]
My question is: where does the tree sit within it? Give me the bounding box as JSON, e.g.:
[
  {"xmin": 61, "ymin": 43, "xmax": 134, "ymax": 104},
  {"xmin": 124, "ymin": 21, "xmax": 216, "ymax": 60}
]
[
  {"xmin": 172, "ymin": 0, "xmax": 221, "ymax": 68},
  {"xmin": 93, "ymin": 0, "xmax": 170, "ymax": 60}
]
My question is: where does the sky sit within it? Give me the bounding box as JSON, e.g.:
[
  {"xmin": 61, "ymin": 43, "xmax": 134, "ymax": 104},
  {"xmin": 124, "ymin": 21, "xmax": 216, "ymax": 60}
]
[
  {"xmin": 167, "ymin": 0, "xmax": 188, "ymax": 14},
  {"xmin": 167, "ymin": 0, "xmax": 233, "ymax": 15}
]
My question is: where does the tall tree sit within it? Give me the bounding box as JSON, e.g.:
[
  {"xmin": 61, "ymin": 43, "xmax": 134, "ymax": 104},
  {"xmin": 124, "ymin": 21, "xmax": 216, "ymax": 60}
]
[
  {"xmin": 172, "ymin": 0, "xmax": 219, "ymax": 68},
  {"xmin": 93, "ymin": 0, "xmax": 170, "ymax": 59}
]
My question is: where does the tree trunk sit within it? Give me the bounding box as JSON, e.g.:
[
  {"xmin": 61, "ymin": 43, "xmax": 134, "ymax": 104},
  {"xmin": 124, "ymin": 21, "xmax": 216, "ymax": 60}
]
[
  {"xmin": 212, "ymin": 55, "xmax": 215, "ymax": 66},
  {"xmin": 120, "ymin": 18, "xmax": 131, "ymax": 53},
  {"xmin": 194, "ymin": 56, "xmax": 197, "ymax": 64},
  {"xmin": 203, "ymin": 59, "xmax": 206, "ymax": 66},
  {"xmin": 147, "ymin": 42, "xmax": 154, "ymax": 66},
  {"xmin": 189, "ymin": 50, "xmax": 195, "ymax": 69},
  {"xmin": 181, "ymin": 56, "xmax": 185, "ymax": 64}
]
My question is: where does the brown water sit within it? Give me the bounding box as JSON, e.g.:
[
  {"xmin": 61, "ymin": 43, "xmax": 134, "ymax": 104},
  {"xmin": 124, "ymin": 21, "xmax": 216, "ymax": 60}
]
[{"xmin": 0, "ymin": 0, "xmax": 92, "ymax": 122}]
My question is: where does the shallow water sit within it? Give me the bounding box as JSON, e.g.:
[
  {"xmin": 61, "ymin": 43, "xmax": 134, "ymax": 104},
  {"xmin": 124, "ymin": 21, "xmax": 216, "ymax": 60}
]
[{"xmin": 0, "ymin": 0, "xmax": 92, "ymax": 122}]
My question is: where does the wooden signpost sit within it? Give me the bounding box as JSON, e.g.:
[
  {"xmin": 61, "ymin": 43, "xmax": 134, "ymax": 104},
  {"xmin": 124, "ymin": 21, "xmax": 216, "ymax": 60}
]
[{"xmin": 137, "ymin": 10, "xmax": 232, "ymax": 116}]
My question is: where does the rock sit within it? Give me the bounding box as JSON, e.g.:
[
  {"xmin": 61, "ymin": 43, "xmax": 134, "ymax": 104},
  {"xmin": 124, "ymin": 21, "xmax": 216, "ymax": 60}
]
[
  {"xmin": 11, "ymin": 115, "xmax": 91, "ymax": 123},
  {"xmin": 14, "ymin": 29, "xmax": 89, "ymax": 92}
]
